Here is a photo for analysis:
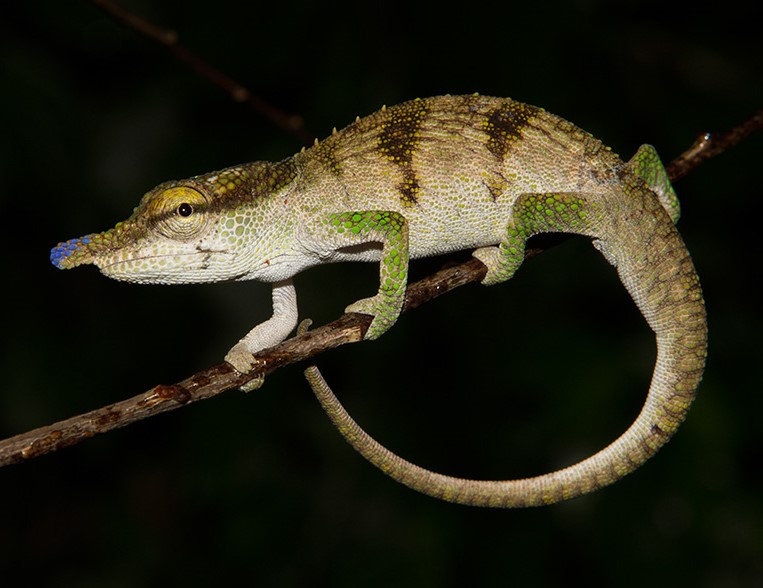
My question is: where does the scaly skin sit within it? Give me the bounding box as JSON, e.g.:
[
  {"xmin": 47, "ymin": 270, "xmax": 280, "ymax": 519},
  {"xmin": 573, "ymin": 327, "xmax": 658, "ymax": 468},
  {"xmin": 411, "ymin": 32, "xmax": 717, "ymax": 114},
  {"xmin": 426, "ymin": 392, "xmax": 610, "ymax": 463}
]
[
  {"xmin": 304, "ymin": 173, "xmax": 706, "ymax": 507},
  {"xmin": 51, "ymin": 95, "xmax": 707, "ymax": 506}
]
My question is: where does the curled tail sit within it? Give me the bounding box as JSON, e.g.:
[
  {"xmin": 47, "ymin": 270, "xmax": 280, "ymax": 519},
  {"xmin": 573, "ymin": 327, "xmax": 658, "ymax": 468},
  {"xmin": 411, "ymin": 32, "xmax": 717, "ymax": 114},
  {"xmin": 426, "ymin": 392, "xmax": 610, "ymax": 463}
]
[{"xmin": 304, "ymin": 183, "xmax": 707, "ymax": 507}]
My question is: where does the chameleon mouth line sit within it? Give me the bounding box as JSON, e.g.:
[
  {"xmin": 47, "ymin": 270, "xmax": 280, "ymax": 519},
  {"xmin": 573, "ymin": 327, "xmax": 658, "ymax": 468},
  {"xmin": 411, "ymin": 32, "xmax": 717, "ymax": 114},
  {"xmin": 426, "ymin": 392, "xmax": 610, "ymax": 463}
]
[{"xmin": 98, "ymin": 250, "xmax": 232, "ymax": 271}]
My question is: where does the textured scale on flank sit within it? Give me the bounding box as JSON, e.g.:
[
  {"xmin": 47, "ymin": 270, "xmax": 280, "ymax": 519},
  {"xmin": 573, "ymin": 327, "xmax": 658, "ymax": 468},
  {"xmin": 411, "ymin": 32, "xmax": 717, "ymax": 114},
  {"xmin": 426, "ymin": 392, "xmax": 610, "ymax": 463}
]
[{"xmin": 52, "ymin": 95, "xmax": 707, "ymax": 508}]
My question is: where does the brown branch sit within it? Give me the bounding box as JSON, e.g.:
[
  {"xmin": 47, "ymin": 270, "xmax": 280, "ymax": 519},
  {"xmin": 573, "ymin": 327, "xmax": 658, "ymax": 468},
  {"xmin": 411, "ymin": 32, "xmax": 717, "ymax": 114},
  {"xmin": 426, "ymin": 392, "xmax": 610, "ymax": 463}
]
[
  {"xmin": 665, "ymin": 108, "xmax": 763, "ymax": 181},
  {"xmin": 88, "ymin": 0, "xmax": 313, "ymax": 143},
  {"xmin": 2, "ymin": 52, "xmax": 759, "ymax": 467},
  {"xmin": 0, "ymin": 261, "xmax": 484, "ymax": 467}
]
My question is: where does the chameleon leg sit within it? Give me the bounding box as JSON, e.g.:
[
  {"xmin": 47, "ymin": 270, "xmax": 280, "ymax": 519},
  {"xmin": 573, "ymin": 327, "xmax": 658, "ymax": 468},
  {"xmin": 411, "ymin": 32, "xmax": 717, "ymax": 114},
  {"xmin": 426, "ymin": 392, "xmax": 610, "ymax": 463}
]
[
  {"xmin": 473, "ymin": 192, "xmax": 596, "ymax": 286},
  {"xmin": 627, "ymin": 144, "xmax": 680, "ymax": 223},
  {"xmin": 325, "ymin": 211, "xmax": 410, "ymax": 340},
  {"xmin": 225, "ymin": 278, "xmax": 298, "ymax": 388}
]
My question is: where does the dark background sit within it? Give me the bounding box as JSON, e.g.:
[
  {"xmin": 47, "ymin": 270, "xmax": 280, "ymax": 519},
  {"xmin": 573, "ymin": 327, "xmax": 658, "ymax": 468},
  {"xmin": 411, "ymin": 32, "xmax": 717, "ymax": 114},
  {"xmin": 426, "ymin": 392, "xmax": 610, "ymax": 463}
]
[{"xmin": 1, "ymin": 1, "xmax": 761, "ymax": 586}]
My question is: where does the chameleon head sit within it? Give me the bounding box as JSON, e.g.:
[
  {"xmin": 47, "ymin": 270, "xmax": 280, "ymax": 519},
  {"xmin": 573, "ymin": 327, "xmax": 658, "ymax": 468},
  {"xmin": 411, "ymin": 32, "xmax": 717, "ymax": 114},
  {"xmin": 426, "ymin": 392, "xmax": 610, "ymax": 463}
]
[
  {"xmin": 50, "ymin": 183, "xmax": 241, "ymax": 284},
  {"xmin": 51, "ymin": 161, "xmax": 298, "ymax": 284}
]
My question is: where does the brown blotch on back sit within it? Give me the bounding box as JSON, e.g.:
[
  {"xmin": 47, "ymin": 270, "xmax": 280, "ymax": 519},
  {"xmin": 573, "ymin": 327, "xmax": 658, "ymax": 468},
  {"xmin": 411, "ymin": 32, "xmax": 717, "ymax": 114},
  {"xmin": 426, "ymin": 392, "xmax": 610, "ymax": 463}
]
[
  {"xmin": 483, "ymin": 101, "xmax": 540, "ymax": 160},
  {"xmin": 377, "ymin": 98, "xmax": 429, "ymax": 206},
  {"xmin": 313, "ymin": 139, "xmax": 343, "ymax": 177}
]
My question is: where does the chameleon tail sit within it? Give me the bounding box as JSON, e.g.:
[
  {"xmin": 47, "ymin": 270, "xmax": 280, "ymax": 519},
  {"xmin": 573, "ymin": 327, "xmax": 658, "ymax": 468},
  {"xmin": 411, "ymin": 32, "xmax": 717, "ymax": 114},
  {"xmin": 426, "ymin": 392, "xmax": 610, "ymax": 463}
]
[{"xmin": 303, "ymin": 186, "xmax": 707, "ymax": 507}]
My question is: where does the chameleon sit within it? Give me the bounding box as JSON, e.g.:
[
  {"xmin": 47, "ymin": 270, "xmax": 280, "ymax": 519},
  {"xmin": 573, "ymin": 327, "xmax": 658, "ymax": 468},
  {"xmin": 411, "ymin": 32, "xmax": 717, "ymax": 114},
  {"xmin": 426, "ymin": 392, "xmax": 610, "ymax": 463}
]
[{"xmin": 50, "ymin": 94, "xmax": 707, "ymax": 507}]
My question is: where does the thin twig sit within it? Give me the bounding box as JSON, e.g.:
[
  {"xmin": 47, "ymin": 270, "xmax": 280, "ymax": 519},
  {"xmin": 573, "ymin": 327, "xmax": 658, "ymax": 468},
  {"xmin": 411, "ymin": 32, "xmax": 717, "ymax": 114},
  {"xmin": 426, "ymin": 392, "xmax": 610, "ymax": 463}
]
[
  {"xmin": 88, "ymin": 0, "xmax": 313, "ymax": 143},
  {"xmin": 0, "ymin": 261, "xmax": 483, "ymax": 467},
  {"xmin": 665, "ymin": 108, "xmax": 763, "ymax": 181}
]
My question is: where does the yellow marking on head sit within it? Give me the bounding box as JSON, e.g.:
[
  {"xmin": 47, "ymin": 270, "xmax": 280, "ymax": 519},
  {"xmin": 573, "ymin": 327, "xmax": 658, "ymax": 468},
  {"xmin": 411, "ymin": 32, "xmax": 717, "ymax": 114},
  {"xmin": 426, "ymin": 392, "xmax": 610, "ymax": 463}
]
[{"xmin": 147, "ymin": 186, "xmax": 207, "ymax": 217}]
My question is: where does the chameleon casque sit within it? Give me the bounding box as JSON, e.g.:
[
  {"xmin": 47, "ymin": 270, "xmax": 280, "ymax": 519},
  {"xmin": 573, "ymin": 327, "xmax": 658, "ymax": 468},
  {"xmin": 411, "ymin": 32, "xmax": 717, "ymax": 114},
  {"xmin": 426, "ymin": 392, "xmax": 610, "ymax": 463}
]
[{"xmin": 51, "ymin": 94, "xmax": 707, "ymax": 507}]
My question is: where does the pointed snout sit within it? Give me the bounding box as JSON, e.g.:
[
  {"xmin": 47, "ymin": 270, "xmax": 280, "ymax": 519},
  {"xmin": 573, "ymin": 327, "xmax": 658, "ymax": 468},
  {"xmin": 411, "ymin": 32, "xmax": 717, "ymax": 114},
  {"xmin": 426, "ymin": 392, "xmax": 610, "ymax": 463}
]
[
  {"xmin": 50, "ymin": 222, "xmax": 134, "ymax": 269},
  {"xmin": 50, "ymin": 234, "xmax": 98, "ymax": 269}
]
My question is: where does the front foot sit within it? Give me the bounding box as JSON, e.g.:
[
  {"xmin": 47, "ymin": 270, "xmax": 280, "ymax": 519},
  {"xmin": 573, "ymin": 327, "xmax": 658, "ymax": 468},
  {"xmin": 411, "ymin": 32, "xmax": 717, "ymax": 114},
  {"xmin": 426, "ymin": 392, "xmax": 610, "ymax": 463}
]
[
  {"xmin": 223, "ymin": 278, "xmax": 298, "ymax": 392},
  {"xmin": 346, "ymin": 293, "xmax": 402, "ymax": 340},
  {"xmin": 225, "ymin": 343, "xmax": 265, "ymax": 392},
  {"xmin": 225, "ymin": 341, "xmax": 258, "ymax": 372}
]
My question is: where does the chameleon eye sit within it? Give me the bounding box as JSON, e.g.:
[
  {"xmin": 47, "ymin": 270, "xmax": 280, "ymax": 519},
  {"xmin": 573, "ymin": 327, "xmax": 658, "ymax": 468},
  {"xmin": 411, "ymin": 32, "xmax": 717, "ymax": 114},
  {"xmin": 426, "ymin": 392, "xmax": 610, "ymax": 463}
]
[
  {"xmin": 177, "ymin": 203, "xmax": 194, "ymax": 217},
  {"xmin": 147, "ymin": 185, "xmax": 210, "ymax": 239}
]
